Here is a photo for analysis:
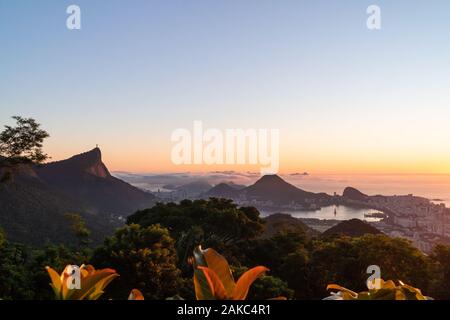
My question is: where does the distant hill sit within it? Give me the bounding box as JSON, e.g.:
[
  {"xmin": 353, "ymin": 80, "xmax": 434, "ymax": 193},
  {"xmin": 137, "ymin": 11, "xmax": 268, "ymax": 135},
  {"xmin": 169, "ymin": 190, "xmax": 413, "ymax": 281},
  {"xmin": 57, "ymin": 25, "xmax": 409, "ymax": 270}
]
[
  {"xmin": 243, "ymin": 175, "xmax": 331, "ymax": 205},
  {"xmin": 203, "ymin": 183, "xmax": 241, "ymax": 199},
  {"xmin": 343, "ymin": 187, "xmax": 369, "ymax": 201},
  {"xmin": 226, "ymin": 181, "xmax": 246, "ymax": 190},
  {"xmin": 201, "ymin": 174, "xmax": 331, "ymax": 205},
  {"xmin": 0, "ymin": 148, "xmax": 156, "ymax": 245},
  {"xmin": 262, "ymin": 213, "xmax": 319, "ymax": 238},
  {"xmin": 173, "ymin": 180, "xmax": 212, "ymax": 197},
  {"xmin": 321, "ymin": 219, "xmax": 382, "ymax": 238}
]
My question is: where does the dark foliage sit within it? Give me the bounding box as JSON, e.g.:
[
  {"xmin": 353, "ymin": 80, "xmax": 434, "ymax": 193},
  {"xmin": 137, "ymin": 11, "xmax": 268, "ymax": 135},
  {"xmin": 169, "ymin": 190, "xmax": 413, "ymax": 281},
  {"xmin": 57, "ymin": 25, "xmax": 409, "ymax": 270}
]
[
  {"xmin": 0, "ymin": 116, "xmax": 49, "ymax": 164},
  {"xmin": 127, "ymin": 198, "xmax": 265, "ymax": 271},
  {"xmin": 92, "ymin": 224, "xmax": 183, "ymax": 300}
]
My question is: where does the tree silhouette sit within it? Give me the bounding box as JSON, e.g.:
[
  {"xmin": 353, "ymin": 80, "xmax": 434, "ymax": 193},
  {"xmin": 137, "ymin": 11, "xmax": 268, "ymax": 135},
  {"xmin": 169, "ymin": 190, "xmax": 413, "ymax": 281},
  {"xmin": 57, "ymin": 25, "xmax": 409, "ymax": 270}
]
[{"xmin": 0, "ymin": 116, "xmax": 49, "ymax": 164}]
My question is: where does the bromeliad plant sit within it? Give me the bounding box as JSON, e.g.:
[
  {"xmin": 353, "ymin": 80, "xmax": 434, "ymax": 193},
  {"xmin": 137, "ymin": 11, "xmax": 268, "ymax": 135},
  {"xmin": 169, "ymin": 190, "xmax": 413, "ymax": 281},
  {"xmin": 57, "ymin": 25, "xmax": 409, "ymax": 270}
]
[
  {"xmin": 128, "ymin": 289, "xmax": 144, "ymax": 300},
  {"xmin": 46, "ymin": 264, "xmax": 119, "ymax": 300},
  {"xmin": 191, "ymin": 246, "xmax": 269, "ymax": 300},
  {"xmin": 326, "ymin": 279, "xmax": 432, "ymax": 300}
]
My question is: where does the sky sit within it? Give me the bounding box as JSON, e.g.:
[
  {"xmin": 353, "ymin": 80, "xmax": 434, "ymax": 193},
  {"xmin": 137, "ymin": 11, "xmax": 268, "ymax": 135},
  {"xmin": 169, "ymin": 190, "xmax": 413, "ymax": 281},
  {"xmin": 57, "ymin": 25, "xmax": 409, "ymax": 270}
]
[{"xmin": 1, "ymin": 0, "xmax": 450, "ymax": 174}]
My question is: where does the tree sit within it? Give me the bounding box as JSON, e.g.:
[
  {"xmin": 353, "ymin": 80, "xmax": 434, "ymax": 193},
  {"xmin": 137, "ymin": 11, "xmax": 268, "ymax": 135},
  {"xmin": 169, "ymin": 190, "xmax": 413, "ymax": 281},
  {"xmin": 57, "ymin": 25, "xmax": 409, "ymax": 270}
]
[
  {"xmin": 0, "ymin": 227, "xmax": 5, "ymax": 247},
  {"xmin": 0, "ymin": 116, "xmax": 49, "ymax": 164},
  {"xmin": 64, "ymin": 213, "xmax": 91, "ymax": 249},
  {"xmin": 247, "ymin": 275, "xmax": 294, "ymax": 300},
  {"xmin": 429, "ymin": 244, "xmax": 450, "ymax": 299},
  {"xmin": 92, "ymin": 224, "xmax": 183, "ymax": 300},
  {"xmin": 278, "ymin": 248, "xmax": 310, "ymax": 299},
  {"xmin": 127, "ymin": 199, "xmax": 265, "ymax": 271},
  {"xmin": 0, "ymin": 231, "xmax": 34, "ymax": 299},
  {"xmin": 242, "ymin": 231, "xmax": 310, "ymax": 299},
  {"xmin": 306, "ymin": 235, "xmax": 432, "ymax": 299}
]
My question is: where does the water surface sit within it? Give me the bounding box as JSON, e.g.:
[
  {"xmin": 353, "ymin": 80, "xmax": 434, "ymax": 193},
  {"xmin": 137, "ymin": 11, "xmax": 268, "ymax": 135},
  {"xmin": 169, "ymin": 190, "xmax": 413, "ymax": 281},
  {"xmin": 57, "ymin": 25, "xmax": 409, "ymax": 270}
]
[{"xmin": 261, "ymin": 205, "xmax": 383, "ymax": 222}]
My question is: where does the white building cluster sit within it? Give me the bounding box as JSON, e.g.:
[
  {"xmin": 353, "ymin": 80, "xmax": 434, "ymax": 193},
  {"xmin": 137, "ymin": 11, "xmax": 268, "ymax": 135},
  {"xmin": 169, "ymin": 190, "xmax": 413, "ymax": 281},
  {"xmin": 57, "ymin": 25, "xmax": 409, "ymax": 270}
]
[{"xmin": 347, "ymin": 194, "xmax": 450, "ymax": 253}]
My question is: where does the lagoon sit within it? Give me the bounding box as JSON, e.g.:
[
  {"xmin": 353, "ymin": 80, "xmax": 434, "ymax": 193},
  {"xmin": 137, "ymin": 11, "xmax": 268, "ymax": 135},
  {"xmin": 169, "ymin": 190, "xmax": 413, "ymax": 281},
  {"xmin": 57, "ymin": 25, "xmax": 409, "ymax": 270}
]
[{"xmin": 261, "ymin": 205, "xmax": 384, "ymax": 222}]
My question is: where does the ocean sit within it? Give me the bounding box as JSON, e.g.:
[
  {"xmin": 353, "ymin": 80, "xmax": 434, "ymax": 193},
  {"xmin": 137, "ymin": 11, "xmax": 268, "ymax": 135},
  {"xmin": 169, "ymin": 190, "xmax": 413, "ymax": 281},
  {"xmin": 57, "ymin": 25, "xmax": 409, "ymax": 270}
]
[{"xmin": 283, "ymin": 174, "xmax": 450, "ymax": 208}]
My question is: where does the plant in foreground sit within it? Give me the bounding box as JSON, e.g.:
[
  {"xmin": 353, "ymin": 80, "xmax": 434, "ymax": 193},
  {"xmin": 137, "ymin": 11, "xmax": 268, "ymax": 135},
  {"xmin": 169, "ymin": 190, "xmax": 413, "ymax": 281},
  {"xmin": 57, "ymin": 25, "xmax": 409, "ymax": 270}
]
[
  {"xmin": 46, "ymin": 264, "xmax": 118, "ymax": 300},
  {"xmin": 128, "ymin": 289, "xmax": 144, "ymax": 300},
  {"xmin": 325, "ymin": 279, "xmax": 432, "ymax": 300},
  {"xmin": 191, "ymin": 245, "xmax": 280, "ymax": 300}
]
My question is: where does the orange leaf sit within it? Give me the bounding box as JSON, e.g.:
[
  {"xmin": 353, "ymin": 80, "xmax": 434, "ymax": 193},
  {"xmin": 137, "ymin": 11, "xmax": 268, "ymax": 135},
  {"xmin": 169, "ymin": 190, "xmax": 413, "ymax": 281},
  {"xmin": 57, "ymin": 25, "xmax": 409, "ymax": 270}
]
[
  {"xmin": 326, "ymin": 284, "xmax": 358, "ymax": 299},
  {"xmin": 198, "ymin": 266, "xmax": 228, "ymax": 300},
  {"xmin": 268, "ymin": 296, "xmax": 287, "ymax": 300},
  {"xmin": 45, "ymin": 266, "xmax": 63, "ymax": 299},
  {"xmin": 203, "ymin": 248, "xmax": 235, "ymax": 296},
  {"xmin": 233, "ymin": 266, "xmax": 269, "ymax": 300},
  {"xmin": 128, "ymin": 289, "xmax": 144, "ymax": 300},
  {"xmin": 72, "ymin": 266, "xmax": 118, "ymax": 300}
]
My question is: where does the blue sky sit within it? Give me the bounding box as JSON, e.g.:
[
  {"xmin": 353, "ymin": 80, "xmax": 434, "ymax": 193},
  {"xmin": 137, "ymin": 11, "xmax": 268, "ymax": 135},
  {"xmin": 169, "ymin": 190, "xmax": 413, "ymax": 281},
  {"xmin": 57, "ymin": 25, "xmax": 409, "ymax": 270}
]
[{"xmin": 1, "ymin": 1, "xmax": 450, "ymax": 173}]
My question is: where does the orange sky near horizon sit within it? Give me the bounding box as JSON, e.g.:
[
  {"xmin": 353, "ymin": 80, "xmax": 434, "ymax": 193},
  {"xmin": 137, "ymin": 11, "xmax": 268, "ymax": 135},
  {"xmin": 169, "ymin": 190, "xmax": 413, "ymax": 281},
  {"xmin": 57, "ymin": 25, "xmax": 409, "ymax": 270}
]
[{"xmin": 45, "ymin": 140, "xmax": 450, "ymax": 176}]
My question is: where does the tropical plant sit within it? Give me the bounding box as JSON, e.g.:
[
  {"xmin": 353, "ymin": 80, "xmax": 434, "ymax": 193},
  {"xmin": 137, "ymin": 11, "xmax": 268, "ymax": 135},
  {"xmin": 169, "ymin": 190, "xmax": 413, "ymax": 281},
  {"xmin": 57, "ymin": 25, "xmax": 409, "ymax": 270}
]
[
  {"xmin": 128, "ymin": 289, "xmax": 144, "ymax": 300},
  {"xmin": 191, "ymin": 246, "xmax": 271, "ymax": 300},
  {"xmin": 46, "ymin": 264, "xmax": 118, "ymax": 300},
  {"xmin": 325, "ymin": 279, "xmax": 431, "ymax": 300},
  {"xmin": 91, "ymin": 224, "xmax": 182, "ymax": 300}
]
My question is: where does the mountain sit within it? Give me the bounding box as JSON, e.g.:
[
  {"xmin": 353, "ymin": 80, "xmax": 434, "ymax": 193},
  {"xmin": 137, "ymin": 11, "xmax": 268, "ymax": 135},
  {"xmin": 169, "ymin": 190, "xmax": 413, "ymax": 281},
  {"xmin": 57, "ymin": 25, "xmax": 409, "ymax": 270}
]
[
  {"xmin": 203, "ymin": 183, "xmax": 241, "ymax": 199},
  {"xmin": 321, "ymin": 219, "xmax": 382, "ymax": 238},
  {"xmin": 36, "ymin": 148, "xmax": 156, "ymax": 215},
  {"xmin": 226, "ymin": 181, "xmax": 246, "ymax": 190},
  {"xmin": 243, "ymin": 174, "xmax": 331, "ymax": 204},
  {"xmin": 0, "ymin": 148, "xmax": 156, "ymax": 245},
  {"xmin": 343, "ymin": 187, "xmax": 368, "ymax": 201},
  {"xmin": 262, "ymin": 213, "xmax": 319, "ymax": 238},
  {"xmin": 173, "ymin": 179, "xmax": 213, "ymax": 197},
  {"xmin": 201, "ymin": 174, "xmax": 331, "ymax": 205}
]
